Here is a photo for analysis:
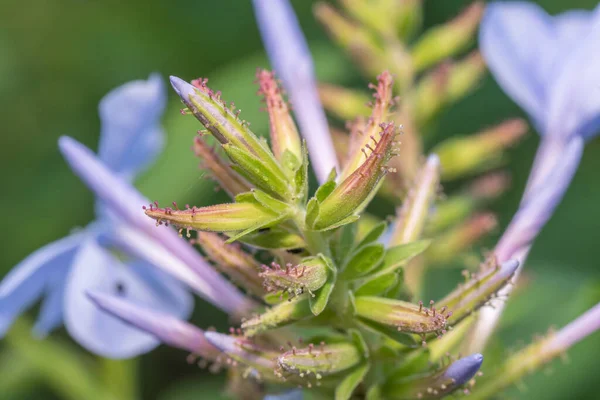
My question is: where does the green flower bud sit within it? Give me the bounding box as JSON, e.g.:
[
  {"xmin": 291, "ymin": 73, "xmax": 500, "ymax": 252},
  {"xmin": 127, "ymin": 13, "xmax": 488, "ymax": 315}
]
[
  {"xmin": 195, "ymin": 232, "xmax": 264, "ymax": 296},
  {"xmin": 355, "ymin": 296, "xmax": 448, "ymax": 335},
  {"xmin": 318, "ymin": 83, "xmax": 371, "ymax": 121},
  {"xmin": 311, "ymin": 122, "xmax": 400, "ymax": 231},
  {"xmin": 437, "ymin": 259, "xmax": 518, "ymax": 325},
  {"xmin": 434, "ymin": 118, "xmax": 528, "ymax": 180},
  {"xmin": 241, "ymin": 296, "xmax": 313, "ymax": 336},
  {"xmin": 260, "ymin": 255, "xmax": 330, "ymax": 297},
  {"xmin": 256, "ymin": 69, "xmax": 302, "ymax": 172},
  {"xmin": 411, "ymin": 2, "xmax": 484, "ymax": 71},
  {"xmin": 446, "ymin": 50, "xmax": 486, "ymax": 103},
  {"xmin": 277, "ymin": 342, "xmax": 362, "ymax": 378},
  {"xmin": 144, "ymin": 201, "xmax": 279, "ymax": 234}
]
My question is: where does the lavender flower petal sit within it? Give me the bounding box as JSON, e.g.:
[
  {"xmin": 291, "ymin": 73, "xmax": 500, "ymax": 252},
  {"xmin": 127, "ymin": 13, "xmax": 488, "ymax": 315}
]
[
  {"xmin": 264, "ymin": 390, "xmax": 303, "ymax": 400},
  {"xmin": 63, "ymin": 238, "xmax": 192, "ymax": 358},
  {"xmin": 87, "ymin": 291, "xmax": 218, "ymax": 359},
  {"xmin": 252, "ymin": 0, "xmax": 338, "ymax": 183},
  {"xmin": 0, "ymin": 233, "xmax": 83, "ymax": 336},
  {"xmin": 59, "ymin": 136, "xmax": 253, "ymax": 315},
  {"xmin": 32, "ymin": 264, "xmax": 70, "ymax": 337},
  {"xmin": 545, "ymin": 302, "xmax": 600, "ymax": 353},
  {"xmin": 480, "ymin": 2, "xmax": 554, "ymax": 130},
  {"xmin": 98, "ymin": 73, "xmax": 166, "ymax": 181}
]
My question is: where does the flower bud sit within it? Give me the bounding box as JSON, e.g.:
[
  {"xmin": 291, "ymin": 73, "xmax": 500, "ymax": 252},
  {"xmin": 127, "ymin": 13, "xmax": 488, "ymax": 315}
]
[
  {"xmin": 311, "ymin": 122, "xmax": 400, "ymax": 231},
  {"xmin": 195, "ymin": 232, "xmax": 264, "ymax": 296},
  {"xmin": 318, "ymin": 83, "xmax": 371, "ymax": 121},
  {"xmin": 342, "ymin": 71, "xmax": 395, "ymax": 180},
  {"xmin": 383, "ymin": 353, "xmax": 483, "ymax": 399},
  {"xmin": 144, "ymin": 201, "xmax": 279, "ymax": 234},
  {"xmin": 437, "ymin": 259, "xmax": 518, "ymax": 325},
  {"xmin": 241, "ymin": 296, "xmax": 313, "ymax": 336},
  {"xmin": 426, "ymin": 213, "xmax": 498, "ymax": 264},
  {"xmin": 203, "ymin": 331, "xmax": 279, "ymax": 381},
  {"xmin": 314, "ymin": 3, "xmax": 389, "ymax": 79},
  {"xmin": 411, "ymin": 2, "xmax": 485, "ymax": 71},
  {"xmin": 354, "ymin": 296, "xmax": 448, "ymax": 335},
  {"xmin": 256, "ymin": 69, "xmax": 302, "ymax": 171},
  {"xmin": 260, "ymin": 255, "xmax": 329, "ymax": 297},
  {"xmin": 277, "ymin": 342, "xmax": 362, "ymax": 377},
  {"xmin": 170, "ymin": 76, "xmax": 291, "ymax": 198},
  {"xmin": 193, "ymin": 135, "xmax": 251, "ymax": 197},
  {"xmin": 434, "ymin": 119, "xmax": 528, "ymax": 180},
  {"xmin": 389, "ymin": 154, "xmax": 440, "ymax": 246},
  {"xmin": 412, "ymin": 62, "xmax": 451, "ymax": 125},
  {"xmin": 446, "ymin": 50, "xmax": 486, "ymax": 103}
]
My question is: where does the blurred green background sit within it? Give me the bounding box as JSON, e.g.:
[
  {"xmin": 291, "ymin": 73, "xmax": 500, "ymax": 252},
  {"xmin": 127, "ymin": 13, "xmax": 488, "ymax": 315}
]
[{"xmin": 1, "ymin": 0, "xmax": 599, "ymax": 399}]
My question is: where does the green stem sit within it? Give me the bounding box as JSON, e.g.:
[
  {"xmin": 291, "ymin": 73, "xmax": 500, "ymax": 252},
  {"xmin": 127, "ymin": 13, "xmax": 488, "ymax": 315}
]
[{"xmin": 101, "ymin": 358, "xmax": 139, "ymax": 400}]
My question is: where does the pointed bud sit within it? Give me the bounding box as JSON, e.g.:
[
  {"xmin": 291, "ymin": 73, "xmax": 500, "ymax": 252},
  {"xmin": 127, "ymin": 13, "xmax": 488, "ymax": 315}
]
[
  {"xmin": 446, "ymin": 50, "xmax": 486, "ymax": 103},
  {"xmin": 434, "ymin": 119, "xmax": 528, "ymax": 180},
  {"xmin": 438, "ymin": 259, "xmax": 518, "ymax": 325},
  {"xmin": 396, "ymin": 0, "xmax": 423, "ymax": 40},
  {"xmin": 390, "ymin": 154, "xmax": 440, "ymax": 246},
  {"xmin": 311, "ymin": 123, "xmax": 400, "ymax": 231},
  {"xmin": 241, "ymin": 296, "xmax": 313, "ymax": 336},
  {"xmin": 260, "ymin": 255, "xmax": 329, "ymax": 297},
  {"xmin": 277, "ymin": 342, "xmax": 362, "ymax": 377},
  {"xmin": 193, "ymin": 136, "xmax": 251, "ymax": 197},
  {"xmin": 170, "ymin": 76, "xmax": 290, "ymax": 198},
  {"xmin": 383, "ymin": 353, "xmax": 483, "ymax": 399},
  {"xmin": 411, "ymin": 2, "xmax": 485, "ymax": 71},
  {"xmin": 144, "ymin": 201, "xmax": 278, "ymax": 233},
  {"xmin": 256, "ymin": 69, "xmax": 302, "ymax": 170},
  {"xmin": 339, "ymin": 0, "xmax": 404, "ymax": 38},
  {"xmin": 428, "ymin": 172, "xmax": 510, "ymax": 233},
  {"xmin": 203, "ymin": 331, "xmax": 279, "ymax": 380},
  {"xmin": 342, "ymin": 71, "xmax": 395, "ymax": 180},
  {"xmin": 355, "ymin": 296, "xmax": 448, "ymax": 335},
  {"xmin": 412, "ymin": 62, "xmax": 452, "ymax": 126},
  {"xmin": 318, "ymin": 83, "xmax": 371, "ymax": 121},
  {"xmin": 314, "ymin": 3, "xmax": 389, "ymax": 79},
  {"xmin": 426, "ymin": 213, "xmax": 498, "ymax": 264},
  {"xmin": 195, "ymin": 232, "xmax": 264, "ymax": 296}
]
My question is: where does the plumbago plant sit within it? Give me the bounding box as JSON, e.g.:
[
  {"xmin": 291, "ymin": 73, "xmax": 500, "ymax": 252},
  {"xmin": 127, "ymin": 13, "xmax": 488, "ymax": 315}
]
[{"xmin": 3, "ymin": 0, "xmax": 600, "ymax": 400}]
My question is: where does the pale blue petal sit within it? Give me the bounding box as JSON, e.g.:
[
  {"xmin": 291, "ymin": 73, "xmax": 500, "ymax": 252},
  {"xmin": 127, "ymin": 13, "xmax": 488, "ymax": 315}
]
[
  {"xmin": 0, "ymin": 233, "xmax": 83, "ymax": 336},
  {"xmin": 444, "ymin": 353, "xmax": 483, "ymax": 387},
  {"xmin": 252, "ymin": 0, "xmax": 338, "ymax": 183},
  {"xmin": 546, "ymin": 5, "xmax": 600, "ymax": 139},
  {"xmin": 63, "ymin": 238, "xmax": 192, "ymax": 358},
  {"xmin": 98, "ymin": 74, "xmax": 166, "ymax": 181},
  {"xmin": 32, "ymin": 263, "xmax": 70, "ymax": 337},
  {"xmin": 59, "ymin": 136, "xmax": 253, "ymax": 315},
  {"xmin": 87, "ymin": 290, "xmax": 218, "ymax": 358},
  {"xmin": 480, "ymin": 2, "xmax": 555, "ymax": 130}
]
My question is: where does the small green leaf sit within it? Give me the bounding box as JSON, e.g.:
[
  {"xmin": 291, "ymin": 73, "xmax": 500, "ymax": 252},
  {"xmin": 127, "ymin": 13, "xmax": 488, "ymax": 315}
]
[
  {"xmin": 366, "ymin": 384, "xmax": 383, "ymax": 400},
  {"xmin": 333, "ymin": 222, "xmax": 357, "ymax": 265},
  {"xmin": 305, "ymin": 197, "xmax": 320, "ymax": 228},
  {"xmin": 349, "ymin": 329, "xmax": 369, "ymax": 359},
  {"xmin": 356, "ymin": 318, "xmax": 419, "ymax": 348},
  {"xmin": 309, "ymin": 261, "xmax": 337, "ymax": 316},
  {"xmin": 239, "ymin": 228, "xmax": 305, "ymax": 250},
  {"xmin": 373, "ymin": 240, "xmax": 431, "ymax": 275},
  {"xmin": 294, "ymin": 140, "xmax": 309, "ymax": 202},
  {"xmin": 315, "ymin": 180, "xmax": 337, "ymax": 202},
  {"xmin": 355, "ymin": 272, "xmax": 400, "ymax": 297},
  {"xmin": 341, "ymin": 244, "xmax": 385, "ymax": 280},
  {"xmin": 251, "ymin": 189, "xmax": 290, "ymax": 214},
  {"xmin": 335, "ymin": 363, "xmax": 370, "ymax": 400},
  {"xmin": 356, "ymin": 220, "xmax": 387, "ymax": 248},
  {"xmin": 315, "ymin": 214, "xmax": 361, "ymax": 232}
]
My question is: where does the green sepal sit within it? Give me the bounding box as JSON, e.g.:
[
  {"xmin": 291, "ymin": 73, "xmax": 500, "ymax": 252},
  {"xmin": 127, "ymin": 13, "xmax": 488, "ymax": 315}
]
[
  {"xmin": 309, "ymin": 257, "xmax": 337, "ymax": 316},
  {"xmin": 372, "ymin": 240, "xmax": 430, "ymax": 276},
  {"xmin": 305, "ymin": 198, "xmax": 320, "ymax": 228},
  {"xmin": 294, "ymin": 140, "xmax": 309, "ymax": 203},
  {"xmin": 315, "ymin": 214, "xmax": 360, "ymax": 232},
  {"xmin": 280, "ymin": 149, "xmax": 301, "ymax": 176},
  {"xmin": 356, "ymin": 221, "xmax": 387, "ymax": 249},
  {"xmin": 251, "ymin": 189, "xmax": 290, "ymax": 214},
  {"xmin": 224, "ymin": 212, "xmax": 289, "ymax": 243},
  {"xmin": 366, "ymin": 384, "xmax": 383, "ymax": 400},
  {"xmin": 357, "ymin": 318, "xmax": 419, "ymax": 348},
  {"xmin": 333, "ymin": 222, "xmax": 357, "ymax": 266},
  {"xmin": 355, "ymin": 272, "xmax": 400, "ymax": 297},
  {"xmin": 241, "ymin": 295, "xmax": 313, "ymax": 336},
  {"xmin": 238, "ymin": 228, "xmax": 305, "ymax": 250},
  {"xmin": 349, "ymin": 329, "xmax": 370, "ymax": 359},
  {"xmin": 224, "ymin": 143, "xmax": 291, "ymax": 200},
  {"xmin": 341, "ymin": 243, "xmax": 385, "ymax": 280},
  {"xmin": 335, "ymin": 363, "xmax": 370, "ymax": 400}
]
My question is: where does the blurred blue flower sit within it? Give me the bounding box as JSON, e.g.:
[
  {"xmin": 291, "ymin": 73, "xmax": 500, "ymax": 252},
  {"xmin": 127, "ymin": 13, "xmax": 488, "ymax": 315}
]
[
  {"xmin": 0, "ymin": 75, "xmax": 195, "ymax": 358},
  {"xmin": 480, "ymin": 1, "xmax": 600, "ymax": 140}
]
